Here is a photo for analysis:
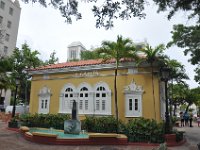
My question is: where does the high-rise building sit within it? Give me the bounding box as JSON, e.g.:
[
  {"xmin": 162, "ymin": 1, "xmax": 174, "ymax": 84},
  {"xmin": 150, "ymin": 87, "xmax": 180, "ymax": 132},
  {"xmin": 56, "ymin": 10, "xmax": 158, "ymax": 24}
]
[
  {"xmin": 67, "ymin": 41, "xmax": 86, "ymax": 61},
  {"xmin": 0, "ymin": 0, "xmax": 21, "ymax": 110},
  {"xmin": 0, "ymin": 0, "xmax": 21, "ymax": 57}
]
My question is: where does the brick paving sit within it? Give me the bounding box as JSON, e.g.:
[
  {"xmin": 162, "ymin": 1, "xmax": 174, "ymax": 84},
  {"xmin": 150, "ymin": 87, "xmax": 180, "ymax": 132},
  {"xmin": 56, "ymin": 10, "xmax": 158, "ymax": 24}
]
[
  {"xmin": 1, "ymin": 119, "xmax": 199, "ymax": 150},
  {"xmin": 0, "ymin": 120, "xmax": 156, "ymax": 150}
]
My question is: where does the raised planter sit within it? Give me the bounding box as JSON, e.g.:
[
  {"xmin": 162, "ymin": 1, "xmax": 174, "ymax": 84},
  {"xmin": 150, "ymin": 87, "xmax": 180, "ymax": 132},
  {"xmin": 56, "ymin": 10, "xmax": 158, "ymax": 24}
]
[
  {"xmin": 165, "ymin": 134, "xmax": 177, "ymax": 146},
  {"xmin": 8, "ymin": 121, "xmax": 19, "ymax": 128}
]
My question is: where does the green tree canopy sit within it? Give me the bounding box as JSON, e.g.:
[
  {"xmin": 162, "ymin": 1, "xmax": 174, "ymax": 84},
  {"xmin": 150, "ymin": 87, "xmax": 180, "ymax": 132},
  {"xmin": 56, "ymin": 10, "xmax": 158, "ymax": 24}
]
[
  {"xmin": 22, "ymin": 0, "xmax": 147, "ymax": 29},
  {"xmin": 44, "ymin": 50, "xmax": 59, "ymax": 65},
  {"xmin": 166, "ymin": 58, "xmax": 189, "ymax": 83},
  {"xmin": 80, "ymin": 50, "xmax": 101, "ymax": 60}
]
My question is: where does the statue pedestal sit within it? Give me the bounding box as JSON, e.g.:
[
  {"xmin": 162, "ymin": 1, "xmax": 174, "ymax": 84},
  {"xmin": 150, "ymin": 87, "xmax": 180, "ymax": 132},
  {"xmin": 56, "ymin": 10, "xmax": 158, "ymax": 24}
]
[{"xmin": 64, "ymin": 120, "xmax": 81, "ymax": 134}]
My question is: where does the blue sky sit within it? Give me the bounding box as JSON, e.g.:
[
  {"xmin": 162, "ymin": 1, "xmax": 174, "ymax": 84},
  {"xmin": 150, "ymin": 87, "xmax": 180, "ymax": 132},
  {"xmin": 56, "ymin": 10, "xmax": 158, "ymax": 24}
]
[{"xmin": 16, "ymin": 1, "xmax": 199, "ymax": 88}]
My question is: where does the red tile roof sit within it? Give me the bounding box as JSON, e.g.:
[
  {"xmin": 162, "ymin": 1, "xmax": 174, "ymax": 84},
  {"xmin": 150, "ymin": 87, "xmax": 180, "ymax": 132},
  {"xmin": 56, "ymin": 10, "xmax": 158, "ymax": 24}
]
[
  {"xmin": 29, "ymin": 58, "xmax": 136, "ymax": 71},
  {"xmin": 29, "ymin": 59, "xmax": 114, "ymax": 71}
]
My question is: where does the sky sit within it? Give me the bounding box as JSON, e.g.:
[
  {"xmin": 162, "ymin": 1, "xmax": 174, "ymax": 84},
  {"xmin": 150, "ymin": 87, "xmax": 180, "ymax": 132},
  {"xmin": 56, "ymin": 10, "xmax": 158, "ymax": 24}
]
[{"xmin": 16, "ymin": 1, "xmax": 199, "ymax": 88}]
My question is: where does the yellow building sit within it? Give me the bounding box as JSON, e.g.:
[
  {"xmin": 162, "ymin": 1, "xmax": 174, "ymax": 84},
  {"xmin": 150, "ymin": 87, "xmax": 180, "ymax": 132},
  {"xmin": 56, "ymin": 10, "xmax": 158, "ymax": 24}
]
[{"xmin": 28, "ymin": 59, "xmax": 166, "ymax": 122}]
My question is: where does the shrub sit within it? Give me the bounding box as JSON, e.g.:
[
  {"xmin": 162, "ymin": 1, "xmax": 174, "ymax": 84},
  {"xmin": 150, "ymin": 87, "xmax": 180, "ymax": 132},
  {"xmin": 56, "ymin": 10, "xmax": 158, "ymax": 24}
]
[
  {"xmin": 81, "ymin": 116, "xmax": 122, "ymax": 133},
  {"xmin": 126, "ymin": 118, "xmax": 165, "ymax": 143},
  {"xmin": 18, "ymin": 113, "xmax": 70, "ymax": 130},
  {"xmin": 8, "ymin": 117, "xmax": 19, "ymax": 128},
  {"xmin": 172, "ymin": 130, "xmax": 184, "ymax": 142}
]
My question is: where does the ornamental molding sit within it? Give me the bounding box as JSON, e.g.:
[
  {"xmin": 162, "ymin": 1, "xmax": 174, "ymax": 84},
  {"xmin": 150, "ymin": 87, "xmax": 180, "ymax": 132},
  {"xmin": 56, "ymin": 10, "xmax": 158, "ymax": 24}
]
[
  {"xmin": 38, "ymin": 86, "xmax": 52, "ymax": 97},
  {"xmin": 124, "ymin": 80, "xmax": 144, "ymax": 94}
]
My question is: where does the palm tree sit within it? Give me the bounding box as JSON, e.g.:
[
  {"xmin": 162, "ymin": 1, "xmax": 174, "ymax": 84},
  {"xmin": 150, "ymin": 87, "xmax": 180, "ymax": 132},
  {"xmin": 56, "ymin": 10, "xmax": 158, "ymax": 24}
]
[
  {"xmin": 139, "ymin": 44, "xmax": 165, "ymax": 120},
  {"xmin": 97, "ymin": 35, "xmax": 137, "ymax": 122}
]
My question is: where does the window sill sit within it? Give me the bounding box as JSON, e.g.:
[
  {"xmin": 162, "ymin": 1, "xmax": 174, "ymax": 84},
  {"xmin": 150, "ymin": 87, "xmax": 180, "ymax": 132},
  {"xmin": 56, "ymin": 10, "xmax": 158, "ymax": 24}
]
[{"xmin": 125, "ymin": 116, "xmax": 141, "ymax": 118}]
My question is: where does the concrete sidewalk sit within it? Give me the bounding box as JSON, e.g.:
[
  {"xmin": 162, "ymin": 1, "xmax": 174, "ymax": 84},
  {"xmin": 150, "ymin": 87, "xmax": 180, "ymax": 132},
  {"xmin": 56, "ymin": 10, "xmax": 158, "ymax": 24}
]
[{"xmin": 169, "ymin": 122, "xmax": 200, "ymax": 150}]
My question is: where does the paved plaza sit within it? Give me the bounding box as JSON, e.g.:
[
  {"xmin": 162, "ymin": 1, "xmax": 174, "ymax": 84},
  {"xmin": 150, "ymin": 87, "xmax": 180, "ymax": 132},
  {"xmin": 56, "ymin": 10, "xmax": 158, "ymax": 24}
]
[{"xmin": 0, "ymin": 120, "xmax": 200, "ymax": 150}]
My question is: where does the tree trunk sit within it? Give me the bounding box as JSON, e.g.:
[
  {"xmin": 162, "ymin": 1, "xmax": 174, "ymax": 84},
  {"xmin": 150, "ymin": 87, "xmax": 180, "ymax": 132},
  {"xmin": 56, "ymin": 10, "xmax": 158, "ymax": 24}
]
[
  {"xmin": 151, "ymin": 64, "xmax": 156, "ymax": 120},
  {"xmin": 0, "ymin": 89, "xmax": 2, "ymax": 99},
  {"xmin": 173, "ymin": 104, "xmax": 177, "ymax": 116},
  {"xmin": 114, "ymin": 68, "xmax": 118, "ymax": 121},
  {"xmin": 185, "ymin": 104, "xmax": 190, "ymax": 113},
  {"xmin": 114, "ymin": 68, "xmax": 119, "ymax": 133},
  {"xmin": 169, "ymin": 80, "xmax": 173, "ymax": 118}
]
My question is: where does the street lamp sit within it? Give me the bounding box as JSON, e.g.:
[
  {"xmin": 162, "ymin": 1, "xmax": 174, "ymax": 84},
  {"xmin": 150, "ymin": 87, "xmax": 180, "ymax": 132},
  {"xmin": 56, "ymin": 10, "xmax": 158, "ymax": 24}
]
[
  {"xmin": 160, "ymin": 67, "xmax": 171, "ymax": 134},
  {"xmin": 12, "ymin": 78, "xmax": 20, "ymax": 118}
]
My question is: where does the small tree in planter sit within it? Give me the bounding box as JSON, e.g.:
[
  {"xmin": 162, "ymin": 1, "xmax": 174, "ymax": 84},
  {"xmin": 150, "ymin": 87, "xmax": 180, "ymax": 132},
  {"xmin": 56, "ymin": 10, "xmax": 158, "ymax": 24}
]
[{"xmin": 8, "ymin": 118, "xmax": 19, "ymax": 128}]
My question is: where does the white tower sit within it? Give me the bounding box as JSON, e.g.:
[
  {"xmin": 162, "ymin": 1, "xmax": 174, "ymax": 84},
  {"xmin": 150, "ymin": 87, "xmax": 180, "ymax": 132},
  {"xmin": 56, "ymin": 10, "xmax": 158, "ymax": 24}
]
[{"xmin": 67, "ymin": 41, "xmax": 86, "ymax": 61}]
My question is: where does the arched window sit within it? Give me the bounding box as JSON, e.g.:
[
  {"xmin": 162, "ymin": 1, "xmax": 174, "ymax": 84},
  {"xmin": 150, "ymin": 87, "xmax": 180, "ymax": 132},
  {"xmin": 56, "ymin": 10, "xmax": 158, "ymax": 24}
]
[
  {"xmin": 77, "ymin": 83, "xmax": 93, "ymax": 114},
  {"xmin": 59, "ymin": 84, "xmax": 77, "ymax": 113},
  {"xmin": 64, "ymin": 87, "xmax": 74, "ymax": 109},
  {"xmin": 79, "ymin": 87, "xmax": 88, "ymax": 111},
  {"xmin": 94, "ymin": 82, "xmax": 111, "ymax": 115},
  {"xmin": 38, "ymin": 86, "xmax": 51, "ymax": 114}
]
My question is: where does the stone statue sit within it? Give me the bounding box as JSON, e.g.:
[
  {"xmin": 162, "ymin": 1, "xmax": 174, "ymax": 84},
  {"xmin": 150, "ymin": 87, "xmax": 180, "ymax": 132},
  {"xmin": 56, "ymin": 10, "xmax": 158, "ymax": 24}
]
[
  {"xmin": 64, "ymin": 100, "xmax": 81, "ymax": 134},
  {"xmin": 72, "ymin": 100, "xmax": 77, "ymax": 120}
]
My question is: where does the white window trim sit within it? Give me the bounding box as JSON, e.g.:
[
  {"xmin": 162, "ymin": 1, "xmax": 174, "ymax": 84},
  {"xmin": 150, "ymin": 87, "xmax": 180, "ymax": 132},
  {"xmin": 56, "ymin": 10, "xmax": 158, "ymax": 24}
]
[
  {"xmin": 124, "ymin": 80, "xmax": 144, "ymax": 117},
  {"xmin": 38, "ymin": 86, "xmax": 51, "ymax": 114},
  {"xmin": 59, "ymin": 82, "xmax": 112, "ymax": 116},
  {"xmin": 94, "ymin": 81, "xmax": 112, "ymax": 115},
  {"xmin": 77, "ymin": 82, "xmax": 93, "ymax": 115},
  {"xmin": 59, "ymin": 83, "xmax": 77, "ymax": 113}
]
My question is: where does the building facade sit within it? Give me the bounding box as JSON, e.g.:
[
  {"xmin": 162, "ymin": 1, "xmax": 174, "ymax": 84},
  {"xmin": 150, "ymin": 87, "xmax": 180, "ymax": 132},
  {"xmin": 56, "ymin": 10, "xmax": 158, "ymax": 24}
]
[
  {"xmin": 0, "ymin": 0, "xmax": 21, "ymax": 57},
  {"xmin": 0, "ymin": 0, "xmax": 21, "ymax": 110},
  {"xmin": 67, "ymin": 41, "xmax": 86, "ymax": 61},
  {"xmin": 28, "ymin": 59, "xmax": 166, "ymax": 122}
]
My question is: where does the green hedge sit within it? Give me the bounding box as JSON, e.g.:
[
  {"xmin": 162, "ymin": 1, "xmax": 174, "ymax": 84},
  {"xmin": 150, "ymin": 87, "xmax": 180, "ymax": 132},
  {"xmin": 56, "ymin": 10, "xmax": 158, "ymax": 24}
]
[
  {"xmin": 16, "ymin": 114, "xmax": 167, "ymax": 143},
  {"xmin": 125, "ymin": 118, "xmax": 165, "ymax": 143},
  {"xmin": 18, "ymin": 113, "xmax": 70, "ymax": 130},
  {"xmin": 81, "ymin": 116, "xmax": 123, "ymax": 133},
  {"xmin": 81, "ymin": 116, "xmax": 165, "ymax": 143}
]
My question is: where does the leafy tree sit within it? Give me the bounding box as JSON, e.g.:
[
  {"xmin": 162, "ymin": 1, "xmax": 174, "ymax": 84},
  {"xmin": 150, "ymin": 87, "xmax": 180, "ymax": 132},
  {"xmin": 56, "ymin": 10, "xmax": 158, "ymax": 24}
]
[
  {"xmin": 188, "ymin": 87, "xmax": 200, "ymax": 114},
  {"xmin": 153, "ymin": 0, "xmax": 200, "ymax": 22},
  {"xmin": 184, "ymin": 87, "xmax": 200, "ymax": 113},
  {"xmin": 0, "ymin": 57, "xmax": 13, "ymax": 103},
  {"xmin": 44, "ymin": 50, "xmax": 59, "ymax": 65},
  {"xmin": 169, "ymin": 84, "xmax": 200, "ymax": 114},
  {"xmin": 139, "ymin": 44, "xmax": 165, "ymax": 120},
  {"xmin": 166, "ymin": 58, "xmax": 189, "ymax": 117},
  {"xmin": 168, "ymin": 83, "xmax": 188, "ymax": 116},
  {"xmin": 166, "ymin": 59, "xmax": 189, "ymax": 83},
  {"xmin": 80, "ymin": 50, "xmax": 101, "ymax": 60},
  {"xmin": 154, "ymin": 0, "xmax": 200, "ymax": 84},
  {"xmin": 167, "ymin": 24, "xmax": 200, "ymax": 84},
  {"xmin": 21, "ymin": 0, "xmax": 147, "ymax": 29},
  {"xmin": 10, "ymin": 43, "xmax": 42, "ymax": 104},
  {"xmin": 97, "ymin": 35, "xmax": 137, "ymax": 123}
]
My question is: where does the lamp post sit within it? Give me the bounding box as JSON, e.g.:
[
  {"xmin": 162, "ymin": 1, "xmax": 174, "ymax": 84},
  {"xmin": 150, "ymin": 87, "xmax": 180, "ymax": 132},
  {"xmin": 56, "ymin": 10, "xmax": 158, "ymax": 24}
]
[
  {"xmin": 12, "ymin": 78, "xmax": 20, "ymax": 118},
  {"xmin": 160, "ymin": 67, "xmax": 171, "ymax": 134}
]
